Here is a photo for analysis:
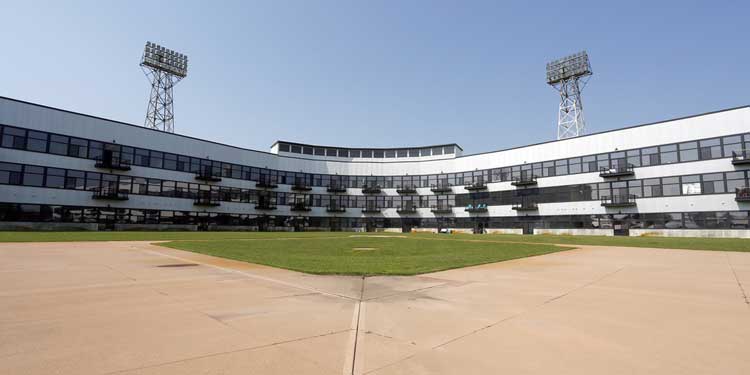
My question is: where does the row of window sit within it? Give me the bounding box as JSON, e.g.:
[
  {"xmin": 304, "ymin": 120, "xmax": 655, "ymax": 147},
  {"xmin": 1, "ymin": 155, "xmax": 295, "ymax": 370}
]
[
  {"xmin": 1, "ymin": 202, "xmax": 747, "ymax": 230},
  {"xmin": 2, "ymin": 123, "xmax": 749, "ymax": 187},
  {"xmin": 277, "ymin": 142, "xmax": 457, "ymax": 158},
  {"xmin": 1, "ymin": 161, "xmax": 748, "ymax": 209}
]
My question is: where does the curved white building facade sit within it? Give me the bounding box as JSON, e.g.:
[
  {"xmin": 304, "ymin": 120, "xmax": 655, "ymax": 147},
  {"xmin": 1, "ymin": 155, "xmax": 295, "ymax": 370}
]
[{"xmin": 1, "ymin": 96, "xmax": 749, "ymax": 236}]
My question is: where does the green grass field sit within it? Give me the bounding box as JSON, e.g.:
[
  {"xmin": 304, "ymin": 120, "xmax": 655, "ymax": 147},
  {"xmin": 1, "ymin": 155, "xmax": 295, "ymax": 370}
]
[
  {"xmin": 1, "ymin": 230, "xmax": 748, "ymax": 275},
  {"xmin": 158, "ymin": 236, "xmax": 569, "ymax": 275},
  {"xmin": 0, "ymin": 231, "xmax": 747, "ymax": 252}
]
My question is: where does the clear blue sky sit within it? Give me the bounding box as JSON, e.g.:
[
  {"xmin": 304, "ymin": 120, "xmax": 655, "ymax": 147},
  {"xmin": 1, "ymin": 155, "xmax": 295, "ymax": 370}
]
[{"xmin": 1, "ymin": 1, "xmax": 747, "ymax": 154}]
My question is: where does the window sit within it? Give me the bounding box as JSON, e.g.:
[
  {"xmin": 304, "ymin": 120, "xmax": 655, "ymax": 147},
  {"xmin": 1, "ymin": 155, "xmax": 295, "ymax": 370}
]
[
  {"xmin": 338, "ymin": 149, "xmax": 349, "ymax": 157},
  {"xmin": 326, "ymin": 148, "xmax": 337, "ymax": 157},
  {"xmin": 314, "ymin": 148, "xmax": 325, "ymax": 156},
  {"xmin": 397, "ymin": 149, "xmax": 407, "ymax": 157},
  {"xmin": 432, "ymin": 147, "xmax": 443, "ymax": 156},
  {"xmin": 660, "ymin": 144, "xmax": 678, "ymax": 164},
  {"xmin": 361, "ymin": 150, "xmax": 372, "ymax": 158},
  {"xmin": 278, "ymin": 143, "xmax": 290, "ymax": 152},
  {"xmin": 643, "ymin": 178, "xmax": 662, "ymax": 197},
  {"xmin": 134, "ymin": 148, "xmax": 149, "ymax": 166},
  {"xmin": 49, "ymin": 135, "xmax": 69, "ymax": 155},
  {"xmin": 385, "ymin": 150, "xmax": 396, "ymax": 158},
  {"xmin": 291, "ymin": 145, "xmax": 301, "ymax": 153},
  {"xmin": 45, "ymin": 168, "xmax": 66, "ymax": 188},
  {"xmin": 65, "ymin": 171, "xmax": 85, "ymax": 190},
  {"xmin": 23, "ymin": 166, "xmax": 45, "ymax": 187},
  {"xmin": 26, "ymin": 131, "xmax": 48, "ymax": 152},
  {"xmin": 373, "ymin": 150, "xmax": 384, "ymax": 158},
  {"xmin": 641, "ymin": 147, "xmax": 659, "ymax": 166},
  {"xmin": 2, "ymin": 127, "xmax": 27, "ymax": 149},
  {"xmin": 662, "ymin": 177, "xmax": 680, "ymax": 196},
  {"xmin": 409, "ymin": 149, "xmax": 420, "ymax": 157},
  {"xmin": 678, "ymin": 141, "xmax": 698, "ymax": 162},
  {"xmin": 701, "ymin": 173, "xmax": 724, "ymax": 194},
  {"xmin": 303, "ymin": 147, "xmax": 313, "ymax": 155},
  {"xmin": 681, "ymin": 175, "xmax": 701, "ymax": 195},
  {"xmin": 0, "ymin": 163, "xmax": 23, "ymax": 185},
  {"xmin": 444, "ymin": 146, "xmax": 454, "ymax": 154}
]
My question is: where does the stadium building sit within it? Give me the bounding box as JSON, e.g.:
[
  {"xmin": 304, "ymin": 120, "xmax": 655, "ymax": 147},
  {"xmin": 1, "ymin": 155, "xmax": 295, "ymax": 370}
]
[{"xmin": 1, "ymin": 96, "xmax": 749, "ymax": 237}]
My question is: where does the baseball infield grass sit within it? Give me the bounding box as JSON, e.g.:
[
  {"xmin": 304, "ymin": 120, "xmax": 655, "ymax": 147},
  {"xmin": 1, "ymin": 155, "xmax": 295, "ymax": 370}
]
[{"xmin": 158, "ymin": 236, "xmax": 570, "ymax": 275}]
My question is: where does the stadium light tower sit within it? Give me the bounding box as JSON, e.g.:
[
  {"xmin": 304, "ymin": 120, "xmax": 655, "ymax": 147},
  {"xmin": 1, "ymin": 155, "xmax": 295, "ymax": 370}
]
[
  {"xmin": 546, "ymin": 51, "xmax": 593, "ymax": 140},
  {"xmin": 140, "ymin": 42, "xmax": 188, "ymax": 133}
]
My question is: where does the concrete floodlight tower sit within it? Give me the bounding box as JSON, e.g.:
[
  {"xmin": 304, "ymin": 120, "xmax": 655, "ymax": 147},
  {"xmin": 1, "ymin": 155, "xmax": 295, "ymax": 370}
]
[
  {"xmin": 546, "ymin": 51, "xmax": 593, "ymax": 140},
  {"xmin": 140, "ymin": 42, "xmax": 188, "ymax": 133}
]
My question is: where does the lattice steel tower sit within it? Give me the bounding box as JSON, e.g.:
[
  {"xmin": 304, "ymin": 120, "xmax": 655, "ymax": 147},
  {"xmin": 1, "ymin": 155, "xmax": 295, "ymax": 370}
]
[
  {"xmin": 140, "ymin": 42, "xmax": 188, "ymax": 133},
  {"xmin": 546, "ymin": 51, "xmax": 592, "ymax": 140}
]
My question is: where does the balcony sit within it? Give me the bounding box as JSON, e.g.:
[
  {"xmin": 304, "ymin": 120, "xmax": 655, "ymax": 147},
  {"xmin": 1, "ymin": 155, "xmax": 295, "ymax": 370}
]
[
  {"xmin": 94, "ymin": 155, "xmax": 131, "ymax": 171},
  {"xmin": 464, "ymin": 203, "xmax": 488, "ymax": 213},
  {"xmin": 291, "ymin": 184, "xmax": 312, "ymax": 191},
  {"xmin": 430, "ymin": 205, "xmax": 453, "ymax": 214},
  {"xmin": 511, "ymin": 175, "xmax": 537, "ymax": 187},
  {"xmin": 430, "ymin": 184, "xmax": 452, "ymax": 193},
  {"xmin": 512, "ymin": 201, "xmax": 538, "ymax": 211},
  {"xmin": 195, "ymin": 168, "xmax": 222, "ymax": 182},
  {"xmin": 326, "ymin": 205, "xmax": 346, "ymax": 213},
  {"xmin": 396, "ymin": 206, "xmax": 417, "ymax": 214},
  {"xmin": 396, "ymin": 185, "xmax": 417, "ymax": 194},
  {"xmin": 601, "ymin": 194, "xmax": 637, "ymax": 208},
  {"xmin": 290, "ymin": 203, "xmax": 311, "ymax": 212},
  {"xmin": 465, "ymin": 181, "xmax": 487, "ymax": 191},
  {"xmin": 732, "ymin": 150, "xmax": 750, "ymax": 165},
  {"xmin": 91, "ymin": 187, "xmax": 129, "ymax": 201},
  {"xmin": 736, "ymin": 187, "xmax": 750, "ymax": 202},
  {"xmin": 255, "ymin": 203, "xmax": 278, "ymax": 210},
  {"xmin": 599, "ymin": 164, "xmax": 635, "ymax": 178},
  {"xmin": 362, "ymin": 185, "xmax": 382, "ymax": 194},
  {"xmin": 256, "ymin": 179, "xmax": 278, "ymax": 189},
  {"xmin": 362, "ymin": 206, "xmax": 382, "ymax": 213},
  {"xmin": 326, "ymin": 185, "xmax": 347, "ymax": 193},
  {"xmin": 194, "ymin": 193, "xmax": 220, "ymax": 207}
]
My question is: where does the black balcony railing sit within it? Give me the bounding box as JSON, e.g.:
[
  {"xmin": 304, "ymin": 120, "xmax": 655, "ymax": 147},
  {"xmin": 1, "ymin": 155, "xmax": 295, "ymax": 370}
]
[
  {"xmin": 94, "ymin": 155, "xmax": 131, "ymax": 171},
  {"xmin": 601, "ymin": 194, "xmax": 637, "ymax": 207},
  {"xmin": 194, "ymin": 193, "xmax": 220, "ymax": 206},
  {"xmin": 512, "ymin": 201, "xmax": 538, "ymax": 211},
  {"xmin": 430, "ymin": 205, "xmax": 453, "ymax": 214},
  {"xmin": 396, "ymin": 205, "xmax": 417, "ymax": 214},
  {"xmin": 430, "ymin": 184, "xmax": 452, "ymax": 193},
  {"xmin": 599, "ymin": 164, "xmax": 635, "ymax": 178},
  {"xmin": 511, "ymin": 175, "xmax": 537, "ymax": 186},
  {"xmin": 326, "ymin": 184, "xmax": 347, "ymax": 193},
  {"xmin": 290, "ymin": 202, "xmax": 311, "ymax": 211},
  {"xmin": 256, "ymin": 177, "xmax": 278, "ymax": 188},
  {"xmin": 732, "ymin": 150, "xmax": 750, "ymax": 165},
  {"xmin": 464, "ymin": 203, "xmax": 488, "ymax": 213},
  {"xmin": 195, "ymin": 167, "xmax": 222, "ymax": 182},
  {"xmin": 291, "ymin": 179, "xmax": 312, "ymax": 191},
  {"xmin": 326, "ymin": 205, "xmax": 346, "ymax": 213},
  {"xmin": 255, "ymin": 202, "xmax": 277, "ymax": 210},
  {"xmin": 362, "ymin": 185, "xmax": 382, "ymax": 194},
  {"xmin": 91, "ymin": 186, "xmax": 129, "ymax": 201},
  {"xmin": 465, "ymin": 181, "xmax": 487, "ymax": 191},
  {"xmin": 736, "ymin": 187, "xmax": 750, "ymax": 202},
  {"xmin": 362, "ymin": 205, "xmax": 381, "ymax": 213},
  {"xmin": 396, "ymin": 185, "xmax": 417, "ymax": 194}
]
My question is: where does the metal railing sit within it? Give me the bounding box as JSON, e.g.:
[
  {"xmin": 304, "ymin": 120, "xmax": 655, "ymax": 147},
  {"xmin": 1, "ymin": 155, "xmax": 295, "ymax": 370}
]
[
  {"xmin": 601, "ymin": 194, "xmax": 637, "ymax": 207},
  {"xmin": 94, "ymin": 156, "xmax": 132, "ymax": 171},
  {"xmin": 599, "ymin": 164, "xmax": 634, "ymax": 177},
  {"xmin": 91, "ymin": 186, "xmax": 129, "ymax": 200},
  {"xmin": 732, "ymin": 150, "xmax": 750, "ymax": 164}
]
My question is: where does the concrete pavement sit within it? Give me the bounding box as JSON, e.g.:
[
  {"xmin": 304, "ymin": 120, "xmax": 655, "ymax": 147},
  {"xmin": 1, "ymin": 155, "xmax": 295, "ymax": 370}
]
[{"xmin": 0, "ymin": 241, "xmax": 748, "ymax": 374}]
